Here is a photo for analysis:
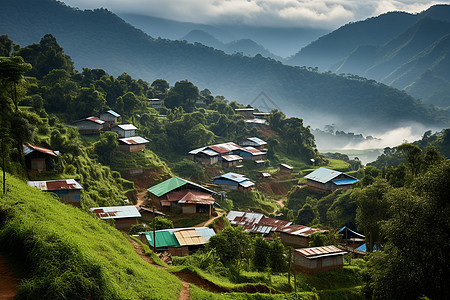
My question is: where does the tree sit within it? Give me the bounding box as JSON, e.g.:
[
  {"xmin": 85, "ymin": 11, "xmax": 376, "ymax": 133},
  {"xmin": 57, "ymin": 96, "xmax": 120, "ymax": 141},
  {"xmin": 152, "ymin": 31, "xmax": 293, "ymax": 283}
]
[
  {"xmin": 0, "ymin": 56, "xmax": 31, "ymax": 111},
  {"xmin": 296, "ymin": 203, "xmax": 315, "ymax": 225},
  {"xmin": 207, "ymin": 226, "xmax": 253, "ymax": 266},
  {"xmin": 269, "ymin": 237, "xmax": 287, "ymax": 272},
  {"xmin": 397, "ymin": 143, "xmax": 423, "ymax": 176},
  {"xmin": 94, "ymin": 132, "xmax": 118, "ymax": 164},
  {"xmin": 253, "ymin": 236, "xmax": 270, "ymax": 271},
  {"xmin": 151, "ymin": 79, "xmax": 169, "ymax": 99}
]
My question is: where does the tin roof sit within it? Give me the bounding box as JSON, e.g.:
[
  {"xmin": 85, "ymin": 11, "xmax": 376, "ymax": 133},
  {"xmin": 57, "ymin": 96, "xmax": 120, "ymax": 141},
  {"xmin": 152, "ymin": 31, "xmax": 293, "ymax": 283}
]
[
  {"xmin": 112, "ymin": 124, "xmax": 137, "ymax": 131},
  {"xmin": 212, "ymin": 172, "xmax": 249, "ymax": 183},
  {"xmin": 167, "ymin": 190, "xmax": 215, "ymax": 205},
  {"xmin": 144, "ymin": 227, "xmax": 215, "ymax": 248},
  {"xmin": 138, "ymin": 207, "xmax": 166, "ymax": 216},
  {"xmin": 295, "ymin": 245, "xmax": 346, "ymax": 259},
  {"xmin": 248, "ymin": 217, "xmax": 292, "ymax": 234},
  {"xmin": 260, "ymin": 172, "xmax": 271, "ymax": 178},
  {"xmin": 244, "ymin": 137, "xmax": 267, "ymax": 146},
  {"xmin": 222, "ymin": 155, "xmax": 243, "ymax": 162},
  {"xmin": 74, "ymin": 116, "xmax": 105, "ymax": 124},
  {"xmin": 278, "ymin": 225, "xmax": 327, "ymax": 237},
  {"xmin": 28, "ymin": 179, "xmax": 83, "ymax": 191},
  {"xmin": 234, "ymin": 108, "xmax": 254, "ymax": 111},
  {"xmin": 332, "ymin": 179, "xmax": 359, "ymax": 186},
  {"xmin": 226, "ymin": 211, "xmax": 265, "ymax": 227},
  {"xmin": 305, "ymin": 167, "xmax": 345, "ymax": 184},
  {"xmin": 174, "ymin": 229, "xmax": 209, "ymax": 246},
  {"xmin": 103, "ymin": 110, "xmax": 120, "ymax": 117},
  {"xmin": 241, "ymin": 147, "xmax": 266, "ymax": 155},
  {"xmin": 148, "ymin": 177, "xmax": 214, "ymax": 197},
  {"xmin": 145, "ymin": 230, "xmax": 180, "ymax": 248},
  {"xmin": 90, "ymin": 205, "xmax": 141, "ymax": 220},
  {"xmin": 239, "ymin": 180, "xmax": 255, "ymax": 188},
  {"xmin": 117, "ymin": 136, "xmax": 149, "ymax": 145},
  {"xmin": 207, "ymin": 142, "xmax": 242, "ymax": 154},
  {"xmin": 245, "ymin": 119, "xmax": 268, "ymax": 125},
  {"xmin": 280, "ymin": 163, "xmax": 293, "ymax": 170},
  {"xmin": 23, "ymin": 143, "xmax": 58, "ymax": 157}
]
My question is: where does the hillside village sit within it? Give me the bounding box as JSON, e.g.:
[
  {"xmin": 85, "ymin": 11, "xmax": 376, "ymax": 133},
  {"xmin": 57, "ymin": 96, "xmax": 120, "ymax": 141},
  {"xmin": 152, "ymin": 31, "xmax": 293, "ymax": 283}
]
[{"xmin": 1, "ymin": 32, "xmax": 449, "ymax": 300}]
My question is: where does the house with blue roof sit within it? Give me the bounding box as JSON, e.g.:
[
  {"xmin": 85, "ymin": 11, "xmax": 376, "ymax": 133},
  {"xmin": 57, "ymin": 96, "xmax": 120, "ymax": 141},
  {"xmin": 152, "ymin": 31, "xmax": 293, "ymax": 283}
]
[
  {"xmin": 99, "ymin": 109, "xmax": 120, "ymax": 129},
  {"xmin": 304, "ymin": 167, "xmax": 359, "ymax": 193},
  {"xmin": 212, "ymin": 172, "xmax": 255, "ymax": 192}
]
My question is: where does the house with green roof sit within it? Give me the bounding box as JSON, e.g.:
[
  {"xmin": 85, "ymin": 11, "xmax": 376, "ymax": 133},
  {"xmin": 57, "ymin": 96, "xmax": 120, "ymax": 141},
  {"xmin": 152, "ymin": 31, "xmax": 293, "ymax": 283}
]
[{"xmin": 147, "ymin": 177, "xmax": 216, "ymax": 216}]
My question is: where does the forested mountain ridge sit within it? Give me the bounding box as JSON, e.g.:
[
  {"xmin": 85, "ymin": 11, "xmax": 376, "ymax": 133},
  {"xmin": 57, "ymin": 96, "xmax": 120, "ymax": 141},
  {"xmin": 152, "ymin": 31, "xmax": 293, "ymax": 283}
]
[
  {"xmin": 287, "ymin": 5, "xmax": 450, "ymax": 107},
  {"xmin": 1, "ymin": 0, "xmax": 449, "ymax": 131}
]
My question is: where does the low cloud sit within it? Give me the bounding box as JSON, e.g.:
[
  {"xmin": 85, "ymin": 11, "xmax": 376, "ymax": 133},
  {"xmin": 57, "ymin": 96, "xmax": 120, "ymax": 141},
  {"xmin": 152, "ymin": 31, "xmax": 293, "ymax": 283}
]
[{"xmin": 60, "ymin": 0, "xmax": 448, "ymax": 29}]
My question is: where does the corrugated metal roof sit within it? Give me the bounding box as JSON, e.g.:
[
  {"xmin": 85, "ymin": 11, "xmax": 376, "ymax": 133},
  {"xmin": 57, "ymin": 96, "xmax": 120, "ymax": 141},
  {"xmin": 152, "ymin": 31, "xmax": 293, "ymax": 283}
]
[
  {"xmin": 145, "ymin": 231, "xmax": 180, "ymax": 248},
  {"xmin": 117, "ymin": 136, "xmax": 149, "ymax": 145},
  {"xmin": 234, "ymin": 108, "xmax": 254, "ymax": 111},
  {"xmin": 138, "ymin": 207, "xmax": 166, "ymax": 216},
  {"xmin": 189, "ymin": 147, "xmax": 207, "ymax": 155},
  {"xmin": 174, "ymin": 229, "xmax": 207, "ymax": 246},
  {"xmin": 241, "ymin": 147, "xmax": 265, "ymax": 155},
  {"xmin": 74, "ymin": 116, "xmax": 105, "ymax": 124},
  {"xmin": 226, "ymin": 211, "xmax": 264, "ymax": 227},
  {"xmin": 201, "ymin": 149, "xmax": 220, "ymax": 156},
  {"xmin": 212, "ymin": 172, "xmax": 249, "ymax": 183},
  {"xmin": 28, "ymin": 179, "xmax": 83, "ymax": 191},
  {"xmin": 104, "ymin": 110, "xmax": 120, "ymax": 117},
  {"xmin": 295, "ymin": 245, "xmax": 346, "ymax": 258},
  {"xmin": 208, "ymin": 142, "xmax": 242, "ymax": 154},
  {"xmin": 113, "ymin": 124, "xmax": 137, "ymax": 131},
  {"xmin": 332, "ymin": 179, "xmax": 359, "ymax": 186},
  {"xmin": 23, "ymin": 143, "xmax": 58, "ymax": 157},
  {"xmin": 239, "ymin": 180, "xmax": 255, "ymax": 188},
  {"xmin": 278, "ymin": 225, "xmax": 327, "ymax": 237},
  {"xmin": 222, "ymin": 155, "xmax": 243, "ymax": 162},
  {"xmin": 90, "ymin": 206, "xmax": 141, "ymax": 220},
  {"xmin": 280, "ymin": 163, "xmax": 293, "ymax": 170},
  {"xmin": 148, "ymin": 177, "xmax": 214, "ymax": 197},
  {"xmin": 167, "ymin": 190, "xmax": 215, "ymax": 205},
  {"xmin": 304, "ymin": 167, "xmax": 342, "ymax": 183},
  {"xmin": 245, "ymin": 137, "xmax": 267, "ymax": 146},
  {"xmin": 144, "ymin": 227, "xmax": 215, "ymax": 248},
  {"xmin": 245, "ymin": 119, "xmax": 268, "ymax": 125}
]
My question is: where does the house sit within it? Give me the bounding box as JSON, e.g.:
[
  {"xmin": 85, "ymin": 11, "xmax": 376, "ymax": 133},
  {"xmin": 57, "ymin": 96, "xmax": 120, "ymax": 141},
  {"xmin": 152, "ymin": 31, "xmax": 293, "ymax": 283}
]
[
  {"xmin": 141, "ymin": 227, "xmax": 215, "ymax": 256},
  {"xmin": 247, "ymin": 217, "xmax": 292, "ymax": 236},
  {"xmin": 188, "ymin": 147, "xmax": 220, "ymax": 165},
  {"xmin": 239, "ymin": 137, "xmax": 267, "ymax": 150},
  {"xmin": 117, "ymin": 136, "xmax": 149, "ymax": 152},
  {"xmin": 226, "ymin": 211, "xmax": 292, "ymax": 236},
  {"xmin": 23, "ymin": 143, "xmax": 58, "ymax": 173},
  {"xmin": 245, "ymin": 118, "xmax": 268, "ymax": 127},
  {"xmin": 221, "ymin": 155, "xmax": 243, "ymax": 168},
  {"xmin": 28, "ymin": 179, "xmax": 83, "ymax": 207},
  {"xmin": 304, "ymin": 167, "xmax": 359, "ymax": 193},
  {"xmin": 99, "ymin": 110, "xmax": 120, "ymax": 129},
  {"xmin": 147, "ymin": 177, "xmax": 216, "ymax": 216},
  {"xmin": 212, "ymin": 172, "xmax": 255, "ymax": 192},
  {"xmin": 73, "ymin": 116, "xmax": 105, "ymax": 134},
  {"xmin": 138, "ymin": 207, "xmax": 166, "ymax": 222},
  {"xmin": 277, "ymin": 225, "xmax": 328, "ymax": 248},
  {"xmin": 110, "ymin": 124, "xmax": 137, "ymax": 138},
  {"xmin": 294, "ymin": 245, "xmax": 347, "ymax": 274},
  {"xmin": 280, "ymin": 163, "xmax": 293, "ymax": 175},
  {"xmin": 147, "ymin": 98, "xmax": 162, "ymax": 110},
  {"xmin": 252, "ymin": 112, "xmax": 270, "ymax": 119},
  {"xmin": 259, "ymin": 172, "xmax": 271, "ymax": 179},
  {"xmin": 234, "ymin": 107, "xmax": 255, "ymax": 118},
  {"xmin": 338, "ymin": 226, "xmax": 365, "ymax": 250},
  {"xmin": 235, "ymin": 147, "xmax": 266, "ymax": 161},
  {"xmin": 90, "ymin": 205, "xmax": 141, "ymax": 231}
]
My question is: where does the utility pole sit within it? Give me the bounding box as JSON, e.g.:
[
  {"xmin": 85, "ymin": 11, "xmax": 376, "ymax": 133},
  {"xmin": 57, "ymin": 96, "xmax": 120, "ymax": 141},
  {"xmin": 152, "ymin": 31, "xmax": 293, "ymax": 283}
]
[{"xmin": 152, "ymin": 201, "xmax": 156, "ymax": 253}]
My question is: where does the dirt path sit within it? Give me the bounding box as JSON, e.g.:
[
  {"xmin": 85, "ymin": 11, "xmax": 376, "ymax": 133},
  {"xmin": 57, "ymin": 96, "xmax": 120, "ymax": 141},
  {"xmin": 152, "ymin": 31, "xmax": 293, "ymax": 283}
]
[
  {"xmin": 0, "ymin": 254, "xmax": 19, "ymax": 300},
  {"xmin": 195, "ymin": 211, "xmax": 224, "ymax": 227},
  {"xmin": 134, "ymin": 190, "xmax": 148, "ymax": 208}
]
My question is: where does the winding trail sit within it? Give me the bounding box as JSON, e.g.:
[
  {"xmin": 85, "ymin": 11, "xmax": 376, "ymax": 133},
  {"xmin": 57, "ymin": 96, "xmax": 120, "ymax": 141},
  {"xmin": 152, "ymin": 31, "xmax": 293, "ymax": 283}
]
[{"xmin": 0, "ymin": 254, "xmax": 18, "ymax": 300}]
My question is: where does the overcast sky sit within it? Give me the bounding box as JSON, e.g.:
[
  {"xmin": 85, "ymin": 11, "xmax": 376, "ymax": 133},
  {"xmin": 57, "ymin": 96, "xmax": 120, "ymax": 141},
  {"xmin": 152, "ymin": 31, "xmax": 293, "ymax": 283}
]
[{"xmin": 60, "ymin": 0, "xmax": 449, "ymax": 29}]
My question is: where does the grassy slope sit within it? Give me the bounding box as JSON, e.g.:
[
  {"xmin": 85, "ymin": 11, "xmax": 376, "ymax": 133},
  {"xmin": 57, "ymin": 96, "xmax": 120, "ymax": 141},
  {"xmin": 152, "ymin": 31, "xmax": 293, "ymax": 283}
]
[{"xmin": 0, "ymin": 173, "xmax": 181, "ymax": 299}]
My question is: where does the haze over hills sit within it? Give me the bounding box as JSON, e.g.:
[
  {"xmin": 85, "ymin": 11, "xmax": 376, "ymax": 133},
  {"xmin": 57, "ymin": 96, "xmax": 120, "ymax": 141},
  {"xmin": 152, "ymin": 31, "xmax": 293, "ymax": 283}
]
[
  {"xmin": 118, "ymin": 12, "xmax": 329, "ymax": 58},
  {"xmin": 287, "ymin": 5, "xmax": 450, "ymax": 108},
  {"xmin": 1, "ymin": 0, "xmax": 449, "ymax": 133}
]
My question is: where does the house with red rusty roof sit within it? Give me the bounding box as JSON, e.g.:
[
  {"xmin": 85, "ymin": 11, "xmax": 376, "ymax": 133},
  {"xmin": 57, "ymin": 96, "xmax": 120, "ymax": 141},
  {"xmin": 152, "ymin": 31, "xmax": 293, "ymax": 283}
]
[
  {"xmin": 74, "ymin": 116, "xmax": 105, "ymax": 134},
  {"xmin": 277, "ymin": 225, "xmax": 328, "ymax": 248},
  {"xmin": 294, "ymin": 245, "xmax": 347, "ymax": 274},
  {"xmin": 189, "ymin": 142, "xmax": 266, "ymax": 165},
  {"xmin": 117, "ymin": 136, "xmax": 149, "ymax": 152},
  {"xmin": 28, "ymin": 179, "xmax": 83, "ymax": 207},
  {"xmin": 23, "ymin": 143, "xmax": 59, "ymax": 173},
  {"xmin": 226, "ymin": 211, "xmax": 292, "ymax": 236},
  {"xmin": 90, "ymin": 205, "xmax": 141, "ymax": 231}
]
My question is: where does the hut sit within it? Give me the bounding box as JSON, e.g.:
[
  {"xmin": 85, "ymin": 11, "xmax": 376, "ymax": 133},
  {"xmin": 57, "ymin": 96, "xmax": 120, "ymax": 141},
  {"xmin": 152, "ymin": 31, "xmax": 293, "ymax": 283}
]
[
  {"xmin": 117, "ymin": 136, "xmax": 149, "ymax": 152},
  {"xmin": 234, "ymin": 108, "xmax": 255, "ymax": 118},
  {"xmin": 23, "ymin": 143, "xmax": 58, "ymax": 173},
  {"xmin": 277, "ymin": 225, "xmax": 327, "ymax": 248},
  {"xmin": 279, "ymin": 163, "xmax": 293, "ymax": 175},
  {"xmin": 239, "ymin": 137, "xmax": 267, "ymax": 150},
  {"xmin": 90, "ymin": 205, "xmax": 141, "ymax": 231},
  {"xmin": 221, "ymin": 155, "xmax": 243, "ymax": 168},
  {"xmin": 110, "ymin": 124, "xmax": 137, "ymax": 138},
  {"xmin": 212, "ymin": 172, "xmax": 255, "ymax": 192},
  {"xmin": 99, "ymin": 110, "xmax": 120, "ymax": 129},
  {"xmin": 294, "ymin": 245, "xmax": 347, "ymax": 274},
  {"xmin": 74, "ymin": 116, "xmax": 105, "ymax": 134},
  {"xmin": 147, "ymin": 98, "xmax": 162, "ymax": 110},
  {"xmin": 28, "ymin": 179, "xmax": 83, "ymax": 207},
  {"xmin": 304, "ymin": 167, "xmax": 359, "ymax": 193},
  {"xmin": 235, "ymin": 147, "xmax": 266, "ymax": 161},
  {"xmin": 188, "ymin": 147, "xmax": 220, "ymax": 165}
]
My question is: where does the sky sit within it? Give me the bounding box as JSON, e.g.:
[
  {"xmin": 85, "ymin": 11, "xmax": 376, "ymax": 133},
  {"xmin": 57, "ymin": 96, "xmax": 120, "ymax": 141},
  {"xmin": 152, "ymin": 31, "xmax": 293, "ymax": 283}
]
[{"xmin": 60, "ymin": 0, "xmax": 449, "ymax": 29}]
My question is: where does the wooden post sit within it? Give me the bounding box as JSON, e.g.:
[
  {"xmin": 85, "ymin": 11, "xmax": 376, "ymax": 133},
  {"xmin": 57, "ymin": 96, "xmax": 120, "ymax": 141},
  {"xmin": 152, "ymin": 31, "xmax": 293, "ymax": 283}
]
[{"xmin": 152, "ymin": 203, "xmax": 156, "ymax": 253}]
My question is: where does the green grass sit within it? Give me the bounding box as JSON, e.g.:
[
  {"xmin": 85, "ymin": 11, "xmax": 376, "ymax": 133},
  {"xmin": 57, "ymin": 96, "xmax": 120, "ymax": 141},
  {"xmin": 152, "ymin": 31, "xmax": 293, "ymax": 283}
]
[
  {"xmin": 227, "ymin": 191, "xmax": 277, "ymax": 215},
  {"xmin": 324, "ymin": 159, "xmax": 351, "ymax": 172},
  {"xmin": 0, "ymin": 173, "xmax": 182, "ymax": 299}
]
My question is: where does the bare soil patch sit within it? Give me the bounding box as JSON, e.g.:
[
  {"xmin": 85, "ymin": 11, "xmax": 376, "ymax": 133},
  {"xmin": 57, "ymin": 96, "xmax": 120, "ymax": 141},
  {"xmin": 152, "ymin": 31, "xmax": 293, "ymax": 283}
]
[{"xmin": 0, "ymin": 254, "xmax": 19, "ymax": 300}]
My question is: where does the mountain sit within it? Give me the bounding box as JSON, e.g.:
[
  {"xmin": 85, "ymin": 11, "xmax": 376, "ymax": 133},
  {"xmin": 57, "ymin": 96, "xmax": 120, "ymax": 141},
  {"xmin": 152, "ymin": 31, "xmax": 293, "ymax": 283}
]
[
  {"xmin": 1, "ymin": 0, "xmax": 448, "ymax": 132},
  {"xmin": 180, "ymin": 30, "xmax": 281, "ymax": 60},
  {"xmin": 118, "ymin": 13, "xmax": 328, "ymax": 58},
  {"xmin": 286, "ymin": 5, "xmax": 450, "ymax": 107}
]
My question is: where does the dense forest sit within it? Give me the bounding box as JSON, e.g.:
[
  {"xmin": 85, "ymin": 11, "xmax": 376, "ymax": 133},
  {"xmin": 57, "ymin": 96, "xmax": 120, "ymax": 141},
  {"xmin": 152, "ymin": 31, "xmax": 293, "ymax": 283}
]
[
  {"xmin": 1, "ymin": 0, "xmax": 449, "ymax": 131},
  {"xmin": 1, "ymin": 31, "xmax": 449, "ymax": 299}
]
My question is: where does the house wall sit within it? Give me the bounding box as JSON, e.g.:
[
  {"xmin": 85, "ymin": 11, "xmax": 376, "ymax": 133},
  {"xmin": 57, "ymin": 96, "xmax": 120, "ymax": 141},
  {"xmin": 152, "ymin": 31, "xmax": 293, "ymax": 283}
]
[
  {"xmin": 306, "ymin": 179, "xmax": 330, "ymax": 193},
  {"xmin": 118, "ymin": 144, "xmax": 146, "ymax": 152},
  {"xmin": 182, "ymin": 204, "xmax": 196, "ymax": 214},
  {"xmin": 238, "ymin": 185, "xmax": 254, "ymax": 193},
  {"xmin": 279, "ymin": 232, "xmax": 310, "ymax": 248},
  {"xmin": 168, "ymin": 246, "xmax": 189, "ymax": 257},
  {"xmin": 114, "ymin": 218, "xmax": 138, "ymax": 231},
  {"xmin": 194, "ymin": 155, "xmax": 218, "ymax": 165},
  {"xmin": 75, "ymin": 121, "xmax": 102, "ymax": 134},
  {"xmin": 213, "ymin": 180, "xmax": 239, "ymax": 190},
  {"xmin": 52, "ymin": 190, "xmax": 81, "ymax": 207},
  {"xmin": 280, "ymin": 168, "xmax": 292, "ymax": 175},
  {"xmin": 99, "ymin": 113, "xmax": 118, "ymax": 123},
  {"xmin": 30, "ymin": 158, "xmax": 46, "ymax": 172},
  {"xmin": 294, "ymin": 253, "xmax": 344, "ymax": 274}
]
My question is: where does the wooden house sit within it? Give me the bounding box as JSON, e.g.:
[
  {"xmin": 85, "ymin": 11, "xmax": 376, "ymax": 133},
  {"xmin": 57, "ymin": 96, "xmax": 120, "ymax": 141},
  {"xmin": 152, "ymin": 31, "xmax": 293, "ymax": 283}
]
[
  {"xmin": 188, "ymin": 147, "xmax": 220, "ymax": 165},
  {"xmin": 239, "ymin": 137, "xmax": 267, "ymax": 150},
  {"xmin": 277, "ymin": 225, "xmax": 328, "ymax": 248},
  {"xmin": 147, "ymin": 98, "xmax": 162, "ymax": 110},
  {"xmin": 74, "ymin": 116, "xmax": 105, "ymax": 134},
  {"xmin": 147, "ymin": 177, "xmax": 216, "ymax": 216},
  {"xmin": 28, "ymin": 179, "xmax": 83, "ymax": 207},
  {"xmin": 117, "ymin": 136, "xmax": 149, "ymax": 152},
  {"xmin": 111, "ymin": 124, "xmax": 137, "ymax": 138},
  {"xmin": 294, "ymin": 245, "xmax": 347, "ymax": 274},
  {"xmin": 280, "ymin": 163, "xmax": 293, "ymax": 175},
  {"xmin": 90, "ymin": 205, "xmax": 141, "ymax": 231},
  {"xmin": 221, "ymin": 155, "xmax": 243, "ymax": 168},
  {"xmin": 236, "ymin": 147, "xmax": 266, "ymax": 161},
  {"xmin": 304, "ymin": 167, "xmax": 359, "ymax": 193},
  {"xmin": 23, "ymin": 143, "xmax": 58, "ymax": 173},
  {"xmin": 99, "ymin": 110, "xmax": 120, "ymax": 129},
  {"xmin": 212, "ymin": 172, "xmax": 255, "ymax": 192},
  {"xmin": 141, "ymin": 227, "xmax": 215, "ymax": 257}
]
